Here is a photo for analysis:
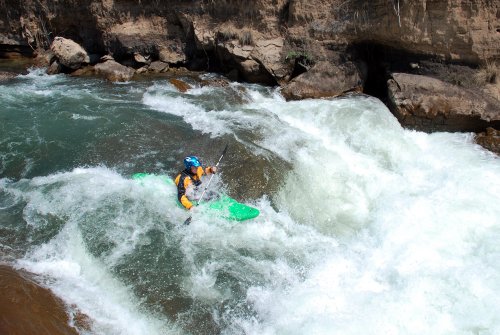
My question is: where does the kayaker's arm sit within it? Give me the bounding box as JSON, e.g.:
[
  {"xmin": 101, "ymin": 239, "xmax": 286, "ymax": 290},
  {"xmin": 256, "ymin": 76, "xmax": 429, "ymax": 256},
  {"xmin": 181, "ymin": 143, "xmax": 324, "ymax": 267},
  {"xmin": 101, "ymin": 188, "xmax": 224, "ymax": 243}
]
[{"xmin": 179, "ymin": 194, "xmax": 194, "ymax": 210}]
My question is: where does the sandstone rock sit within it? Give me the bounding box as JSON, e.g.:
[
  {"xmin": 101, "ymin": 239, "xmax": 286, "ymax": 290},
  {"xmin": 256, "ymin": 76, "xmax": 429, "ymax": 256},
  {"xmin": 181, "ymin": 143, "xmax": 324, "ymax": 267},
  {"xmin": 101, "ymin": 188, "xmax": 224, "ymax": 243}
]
[
  {"xmin": 281, "ymin": 61, "xmax": 364, "ymax": 100},
  {"xmin": 169, "ymin": 78, "xmax": 191, "ymax": 92},
  {"xmin": 133, "ymin": 52, "xmax": 150, "ymax": 64},
  {"xmin": 211, "ymin": 32, "xmax": 283, "ymax": 84},
  {"xmin": 0, "ymin": 265, "xmax": 80, "ymax": 335},
  {"xmin": 50, "ymin": 37, "xmax": 90, "ymax": 70},
  {"xmin": 289, "ymin": 0, "xmax": 499, "ymax": 64},
  {"xmin": 0, "ymin": 71, "xmax": 16, "ymax": 82},
  {"xmin": 229, "ymin": 44, "xmax": 254, "ymax": 60},
  {"xmin": 475, "ymin": 127, "xmax": 500, "ymax": 155},
  {"xmin": 100, "ymin": 55, "xmax": 114, "ymax": 62},
  {"xmin": 32, "ymin": 49, "xmax": 55, "ymax": 68},
  {"xmin": 148, "ymin": 60, "xmax": 169, "ymax": 73},
  {"xmin": 159, "ymin": 47, "xmax": 186, "ymax": 64},
  {"xmin": 237, "ymin": 59, "xmax": 274, "ymax": 84},
  {"xmin": 135, "ymin": 66, "xmax": 148, "ymax": 74},
  {"xmin": 1, "ymin": 0, "xmax": 499, "ymax": 112},
  {"xmin": 46, "ymin": 60, "xmax": 62, "ymax": 75},
  {"xmin": 387, "ymin": 73, "xmax": 500, "ymax": 132},
  {"xmin": 104, "ymin": 16, "xmax": 184, "ymax": 59},
  {"xmin": 484, "ymin": 83, "xmax": 500, "ymax": 101},
  {"xmin": 200, "ymin": 77, "xmax": 230, "ymax": 88},
  {"xmin": 251, "ymin": 37, "xmax": 286, "ymax": 80},
  {"xmin": 94, "ymin": 60, "xmax": 135, "ymax": 82},
  {"xmin": 70, "ymin": 66, "xmax": 95, "ymax": 77},
  {"xmin": 192, "ymin": 21, "xmax": 216, "ymax": 51}
]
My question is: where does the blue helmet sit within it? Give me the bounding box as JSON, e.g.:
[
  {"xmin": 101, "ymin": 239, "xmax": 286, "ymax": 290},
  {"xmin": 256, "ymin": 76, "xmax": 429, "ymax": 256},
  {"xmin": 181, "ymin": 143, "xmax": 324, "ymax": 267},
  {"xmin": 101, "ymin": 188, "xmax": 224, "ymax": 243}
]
[{"xmin": 184, "ymin": 156, "xmax": 201, "ymax": 169}]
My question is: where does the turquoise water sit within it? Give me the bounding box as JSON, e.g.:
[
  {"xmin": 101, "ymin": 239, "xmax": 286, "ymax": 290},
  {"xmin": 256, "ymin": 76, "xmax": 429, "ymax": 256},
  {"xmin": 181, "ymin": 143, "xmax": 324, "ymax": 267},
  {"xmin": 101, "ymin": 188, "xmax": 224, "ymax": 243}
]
[{"xmin": 1, "ymin": 69, "xmax": 500, "ymax": 335}]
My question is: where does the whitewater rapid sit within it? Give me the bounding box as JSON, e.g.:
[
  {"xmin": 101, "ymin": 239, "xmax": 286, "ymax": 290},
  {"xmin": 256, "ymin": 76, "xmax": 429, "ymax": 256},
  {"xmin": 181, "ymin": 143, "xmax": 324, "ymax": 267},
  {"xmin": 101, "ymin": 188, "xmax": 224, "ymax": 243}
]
[{"xmin": 1, "ymin": 70, "xmax": 499, "ymax": 334}]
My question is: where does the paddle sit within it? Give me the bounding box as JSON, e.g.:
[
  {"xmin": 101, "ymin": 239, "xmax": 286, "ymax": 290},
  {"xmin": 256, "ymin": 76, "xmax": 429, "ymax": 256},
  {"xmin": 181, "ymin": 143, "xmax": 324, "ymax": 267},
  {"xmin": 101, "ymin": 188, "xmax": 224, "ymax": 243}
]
[{"xmin": 184, "ymin": 144, "xmax": 229, "ymax": 225}]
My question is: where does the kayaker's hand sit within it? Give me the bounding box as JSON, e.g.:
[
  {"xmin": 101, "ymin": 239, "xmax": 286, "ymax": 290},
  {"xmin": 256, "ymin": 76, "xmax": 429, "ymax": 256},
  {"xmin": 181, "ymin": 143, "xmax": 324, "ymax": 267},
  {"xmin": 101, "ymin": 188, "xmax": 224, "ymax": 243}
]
[{"xmin": 210, "ymin": 166, "xmax": 217, "ymax": 174}]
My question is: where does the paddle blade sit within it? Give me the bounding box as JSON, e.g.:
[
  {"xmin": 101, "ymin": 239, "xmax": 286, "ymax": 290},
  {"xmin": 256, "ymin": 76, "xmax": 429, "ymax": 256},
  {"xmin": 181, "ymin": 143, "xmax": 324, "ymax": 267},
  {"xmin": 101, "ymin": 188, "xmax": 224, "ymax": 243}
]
[
  {"xmin": 221, "ymin": 144, "xmax": 228, "ymax": 157},
  {"xmin": 183, "ymin": 216, "xmax": 192, "ymax": 225}
]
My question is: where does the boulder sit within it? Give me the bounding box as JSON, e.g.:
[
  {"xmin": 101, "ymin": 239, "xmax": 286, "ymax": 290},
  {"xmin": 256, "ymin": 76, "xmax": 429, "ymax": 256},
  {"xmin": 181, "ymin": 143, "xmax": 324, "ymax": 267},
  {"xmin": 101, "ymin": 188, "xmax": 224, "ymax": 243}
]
[
  {"xmin": 94, "ymin": 60, "xmax": 135, "ymax": 82},
  {"xmin": 169, "ymin": 78, "xmax": 191, "ymax": 92},
  {"xmin": 158, "ymin": 47, "xmax": 186, "ymax": 64},
  {"xmin": 46, "ymin": 60, "xmax": 62, "ymax": 75},
  {"xmin": 70, "ymin": 66, "xmax": 95, "ymax": 77},
  {"xmin": 32, "ymin": 49, "xmax": 55, "ymax": 68},
  {"xmin": 50, "ymin": 37, "xmax": 90, "ymax": 70},
  {"xmin": 281, "ymin": 61, "xmax": 364, "ymax": 100},
  {"xmin": 237, "ymin": 59, "xmax": 275, "ymax": 84},
  {"xmin": 387, "ymin": 73, "xmax": 500, "ymax": 132},
  {"xmin": 475, "ymin": 127, "xmax": 500, "ymax": 155},
  {"xmin": 148, "ymin": 61, "xmax": 169, "ymax": 73},
  {"xmin": 136, "ymin": 66, "xmax": 148, "ymax": 74},
  {"xmin": 133, "ymin": 52, "xmax": 150, "ymax": 65}
]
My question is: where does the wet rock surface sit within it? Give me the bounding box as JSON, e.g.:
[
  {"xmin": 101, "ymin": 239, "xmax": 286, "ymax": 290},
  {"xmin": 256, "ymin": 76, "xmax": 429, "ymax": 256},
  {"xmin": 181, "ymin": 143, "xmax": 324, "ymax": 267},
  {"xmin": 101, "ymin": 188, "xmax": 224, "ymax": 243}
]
[
  {"xmin": 475, "ymin": 127, "xmax": 500, "ymax": 155},
  {"xmin": 0, "ymin": 265, "xmax": 80, "ymax": 335}
]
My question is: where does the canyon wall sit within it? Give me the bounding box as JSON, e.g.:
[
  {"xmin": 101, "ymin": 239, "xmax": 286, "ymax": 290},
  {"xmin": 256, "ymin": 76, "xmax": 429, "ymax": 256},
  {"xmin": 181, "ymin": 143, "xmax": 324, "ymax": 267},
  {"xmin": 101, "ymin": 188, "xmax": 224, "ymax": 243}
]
[{"xmin": 0, "ymin": 0, "xmax": 499, "ymax": 137}]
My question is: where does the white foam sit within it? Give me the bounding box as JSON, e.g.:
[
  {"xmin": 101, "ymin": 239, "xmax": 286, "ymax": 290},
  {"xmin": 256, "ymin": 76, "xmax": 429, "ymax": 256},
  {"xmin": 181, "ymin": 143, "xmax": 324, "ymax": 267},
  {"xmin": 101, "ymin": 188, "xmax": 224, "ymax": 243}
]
[
  {"xmin": 3, "ymin": 77, "xmax": 499, "ymax": 335},
  {"xmin": 9, "ymin": 168, "xmax": 184, "ymax": 335},
  {"xmin": 143, "ymin": 85, "xmax": 232, "ymax": 137},
  {"xmin": 71, "ymin": 113, "xmax": 100, "ymax": 121},
  {"xmin": 231, "ymin": 94, "xmax": 500, "ymax": 334},
  {"xmin": 145, "ymin": 89, "xmax": 499, "ymax": 334},
  {"xmin": 18, "ymin": 223, "xmax": 180, "ymax": 335}
]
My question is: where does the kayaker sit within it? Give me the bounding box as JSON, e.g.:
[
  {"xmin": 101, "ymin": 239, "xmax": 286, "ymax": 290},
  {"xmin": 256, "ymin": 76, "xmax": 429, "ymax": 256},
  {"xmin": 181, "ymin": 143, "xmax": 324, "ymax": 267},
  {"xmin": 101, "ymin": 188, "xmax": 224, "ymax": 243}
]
[{"xmin": 175, "ymin": 156, "xmax": 217, "ymax": 210}]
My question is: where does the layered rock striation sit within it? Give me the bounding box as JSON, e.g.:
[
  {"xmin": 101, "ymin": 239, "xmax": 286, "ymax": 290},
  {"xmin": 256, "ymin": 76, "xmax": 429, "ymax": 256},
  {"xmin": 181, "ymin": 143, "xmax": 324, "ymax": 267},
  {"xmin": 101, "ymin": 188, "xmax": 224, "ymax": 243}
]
[{"xmin": 0, "ymin": 0, "xmax": 498, "ymax": 141}]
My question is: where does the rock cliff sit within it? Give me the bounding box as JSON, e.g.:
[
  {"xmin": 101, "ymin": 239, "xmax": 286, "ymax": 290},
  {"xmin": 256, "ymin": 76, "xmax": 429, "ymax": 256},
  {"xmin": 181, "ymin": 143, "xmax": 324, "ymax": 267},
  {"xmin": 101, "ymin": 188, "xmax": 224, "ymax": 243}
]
[{"xmin": 0, "ymin": 0, "xmax": 498, "ymax": 137}]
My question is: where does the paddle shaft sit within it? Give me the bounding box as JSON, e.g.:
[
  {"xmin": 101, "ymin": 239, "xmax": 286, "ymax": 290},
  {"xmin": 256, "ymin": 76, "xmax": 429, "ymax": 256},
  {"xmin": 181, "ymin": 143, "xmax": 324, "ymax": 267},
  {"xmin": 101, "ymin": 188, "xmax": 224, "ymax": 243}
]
[
  {"xmin": 184, "ymin": 144, "xmax": 228, "ymax": 225},
  {"xmin": 198, "ymin": 144, "xmax": 228, "ymax": 205}
]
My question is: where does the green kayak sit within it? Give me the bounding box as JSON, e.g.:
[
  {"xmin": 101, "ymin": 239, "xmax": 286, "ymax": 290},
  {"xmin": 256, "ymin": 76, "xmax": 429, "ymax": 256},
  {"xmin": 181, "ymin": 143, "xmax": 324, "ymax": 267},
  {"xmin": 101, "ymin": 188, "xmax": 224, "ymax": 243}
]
[{"xmin": 132, "ymin": 173, "xmax": 260, "ymax": 222}]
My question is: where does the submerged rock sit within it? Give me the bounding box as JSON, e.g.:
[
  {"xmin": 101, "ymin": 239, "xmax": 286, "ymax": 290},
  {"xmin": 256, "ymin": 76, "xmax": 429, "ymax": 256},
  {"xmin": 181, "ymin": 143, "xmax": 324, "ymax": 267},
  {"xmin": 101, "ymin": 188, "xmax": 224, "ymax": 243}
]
[{"xmin": 169, "ymin": 78, "xmax": 191, "ymax": 92}]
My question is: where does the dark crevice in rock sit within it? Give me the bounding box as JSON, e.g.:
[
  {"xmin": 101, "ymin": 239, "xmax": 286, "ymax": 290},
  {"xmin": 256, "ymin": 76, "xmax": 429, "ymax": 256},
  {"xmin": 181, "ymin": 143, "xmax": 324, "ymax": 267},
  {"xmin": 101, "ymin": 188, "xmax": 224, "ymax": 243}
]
[
  {"xmin": 289, "ymin": 56, "xmax": 310, "ymax": 79},
  {"xmin": 348, "ymin": 41, "xmax": 486, "ymax": 103},
  {"xmin": 0, "ymin": 44, "xmax": 34, "ymax": 58},
  {"xmin": 347, "ymin": 42, "xmax": 394, "ymax": 104},
  {"xmin": 187, "ymin": 48, "xmax": 222, "ymax": 73}
]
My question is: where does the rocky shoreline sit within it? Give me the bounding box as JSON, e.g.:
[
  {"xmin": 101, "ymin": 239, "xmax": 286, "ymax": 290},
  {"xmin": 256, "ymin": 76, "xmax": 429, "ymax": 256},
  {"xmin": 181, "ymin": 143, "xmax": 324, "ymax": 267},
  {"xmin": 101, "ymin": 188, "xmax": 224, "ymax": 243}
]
[
  {"xmin": 0, "ymin": 264, "xmax": 90, "ymax": 335},
  {"xmin": 0, "ymin": 0, "xmax": 498, "ymax": 154}
]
